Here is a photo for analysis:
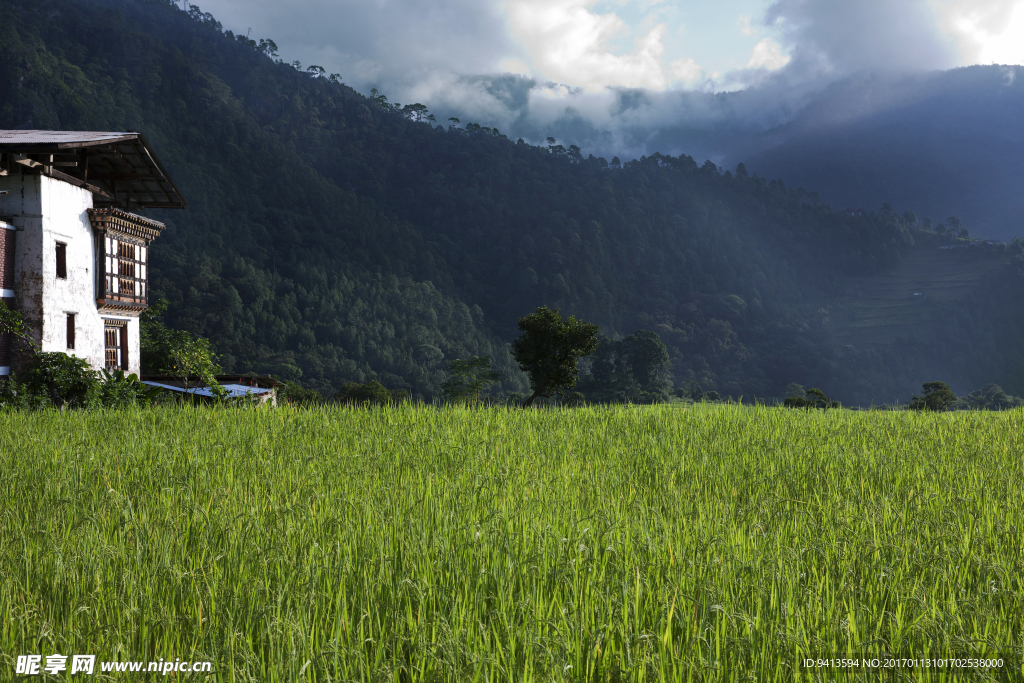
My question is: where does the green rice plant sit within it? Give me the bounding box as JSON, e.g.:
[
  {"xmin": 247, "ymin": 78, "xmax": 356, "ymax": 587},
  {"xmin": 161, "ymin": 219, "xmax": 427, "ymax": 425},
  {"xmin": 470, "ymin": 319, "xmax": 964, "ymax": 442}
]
[{"xmin": 1, "ymin": 404, "xmax": 1021, "ymax": 681}]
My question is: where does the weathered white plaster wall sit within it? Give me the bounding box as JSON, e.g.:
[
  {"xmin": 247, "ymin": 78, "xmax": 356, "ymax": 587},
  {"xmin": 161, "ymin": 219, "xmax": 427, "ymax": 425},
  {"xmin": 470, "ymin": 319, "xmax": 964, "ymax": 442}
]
[{"xmin": 0, "ymin": 172, "xmax": 141, "ymax": 375}]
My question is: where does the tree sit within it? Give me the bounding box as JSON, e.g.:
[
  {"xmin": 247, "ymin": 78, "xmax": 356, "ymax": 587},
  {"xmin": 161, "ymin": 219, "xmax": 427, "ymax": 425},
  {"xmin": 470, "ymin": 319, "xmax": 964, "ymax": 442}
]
[
  {"xmin": 0, "ymin": 298, "xmax": 37, "ymax": 356},
  {"xmin": 279, "ymin": 381, "xmax": 324, "ymax": 405},
  {"xmin": 784, "ymin": 386, "xmax": 839, "ymax": 409},
  {"xmin": 256, "ymin": 38, "xmax": 278, "ymax": 59},
  {"xmin": 910, "ymin": 381, "xmax": 957, "ymax": 411},
  {"xmin": 582, "ymin": 330, "xmax": 672, "ymax": 403},
  {"xmin": 334, "ymin": 381, "xmax": 407, "ymax": 406},
  {"xmin": 960, "ymin": 383, "xmax": 1023, "ymax": 410},
  {"xmin": 511, "ymin": 306, "xmax": 599, "ymax": 407},
  {"xmin": 441, "ymin": 355, "xmax": 503, "ymax": 404},
  {"xmin": 400, "ymin": 103, "xmax": 429, "ymax": 122},
  {"xmin": 610, "ymin": 156, "xmax": 621, "ymax": 169},
  {"xmin": 140, "ymin": 299, "xmax": 224, "ymax": 396}
]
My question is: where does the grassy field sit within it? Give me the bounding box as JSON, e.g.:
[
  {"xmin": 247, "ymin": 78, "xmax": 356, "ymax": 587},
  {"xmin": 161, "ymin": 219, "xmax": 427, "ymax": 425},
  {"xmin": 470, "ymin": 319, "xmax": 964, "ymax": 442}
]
[{"xmin": 1, "ymin": 404, "xmax": 1022, "ymax": 681}]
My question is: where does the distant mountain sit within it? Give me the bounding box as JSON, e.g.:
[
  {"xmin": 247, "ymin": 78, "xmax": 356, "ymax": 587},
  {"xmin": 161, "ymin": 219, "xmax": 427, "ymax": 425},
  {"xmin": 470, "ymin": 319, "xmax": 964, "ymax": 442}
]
[
  {"xmin": 2, "ymin": 0, "xmax": 1022, "ymax": 404},
  {"xmin": 740, "ymin": 66, "xmax": 1024, "ymax": 243}
]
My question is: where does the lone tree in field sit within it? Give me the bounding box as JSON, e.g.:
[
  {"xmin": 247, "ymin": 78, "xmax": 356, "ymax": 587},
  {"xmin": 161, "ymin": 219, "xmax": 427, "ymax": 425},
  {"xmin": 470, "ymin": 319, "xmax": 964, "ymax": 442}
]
[
  {"xmin": 910, "ymin": 381, "xmax": 958, "ymax": 411},
  {"xmin": 441, "ymin": 356, "xmax": 503, "ymax": 404},
  {"xmin": 511, "ymin": 306, "xmax": 599, "ymax": 407}
]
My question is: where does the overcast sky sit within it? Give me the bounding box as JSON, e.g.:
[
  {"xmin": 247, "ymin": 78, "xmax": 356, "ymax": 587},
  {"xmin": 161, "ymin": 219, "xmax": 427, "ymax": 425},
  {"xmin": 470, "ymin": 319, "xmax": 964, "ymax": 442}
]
[{"xmin": 184, "ymin": 0, "xmax": 1024, "ymax": 156}]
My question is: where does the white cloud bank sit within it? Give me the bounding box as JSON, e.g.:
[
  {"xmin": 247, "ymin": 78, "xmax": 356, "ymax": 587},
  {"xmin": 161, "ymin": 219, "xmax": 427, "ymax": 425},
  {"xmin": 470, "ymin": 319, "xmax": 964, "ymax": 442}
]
[
  {"xmin": 187, "ymin": 0, "xmax": 1024, "ymax": 159},
  {"xmin": 504, "ymin": 0, "xmax": 673, "ymax": 91}
]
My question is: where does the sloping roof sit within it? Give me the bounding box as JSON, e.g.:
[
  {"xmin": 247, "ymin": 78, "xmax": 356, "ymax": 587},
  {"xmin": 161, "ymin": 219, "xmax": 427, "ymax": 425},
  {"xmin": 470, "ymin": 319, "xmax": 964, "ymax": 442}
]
[
  {"xmin": 142, "ymin": 381, "xmax": 275, "ymax": 399},
  {"xmin": 141, "ymin": 375, "xmax": 282, "ymax": 389},
  {"xmin": 0, "ymin": 130, "xmax": 185, "ymax": 210}
]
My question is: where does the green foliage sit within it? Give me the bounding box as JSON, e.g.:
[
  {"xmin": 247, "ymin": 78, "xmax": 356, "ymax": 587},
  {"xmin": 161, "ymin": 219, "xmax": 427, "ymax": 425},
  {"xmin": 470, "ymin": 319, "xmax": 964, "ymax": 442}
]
[
  {"xmin": 440, "ymin": 356, "xmax": 503, "ymax": 404},
  {"xmin": 958, "ymin": 383, "xmax": 1024, "ymax": 410},
  {"xmin": 2, "ymin": 404, "xmax": 1021, "ymax": 678},
  {"xmin": 579, "ymin": 330, "xmax": 672, "ymax": 403},
  {"xmin": 278, "ymin": 380, "xmax": 324, "ymax": 405},
  {"xmin": 511, "ymin": 307, "xmax": 599, "ymax": 407},
  {"xmin": 141, "ymin": 299, "xmax": 225, "ymax": 397},
  {"xmin": 909, "ymin": 381, "xmax": 958, "ymax": 411},
  {"xmin": 0, "ymin": 299, "xmax": 37, "ymax": 353},
  {"xmin": 784, "ymin": 386, "xmax": 840, "ymax": 409},
  {"xmin": 22, "ymin": 352, "xmax": 99, "ymax": 409},
  {"xmin": 333, "ymin": 381, "xmax": 408, "ymax": 406},
  {"xmin": 0, "ymin": 377, "xmax": 52, "ymax": 410},
  {"xmin": 98, "ymin": 369, "xmax": 164, "ymax": 408}
]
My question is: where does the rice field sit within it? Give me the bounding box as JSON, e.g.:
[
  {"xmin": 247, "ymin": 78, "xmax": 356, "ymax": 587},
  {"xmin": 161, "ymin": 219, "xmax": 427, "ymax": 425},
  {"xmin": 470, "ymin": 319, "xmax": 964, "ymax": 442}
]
[{"xmin": 1, "ymin": 404, "xmax": 1022, "ymax": 681}]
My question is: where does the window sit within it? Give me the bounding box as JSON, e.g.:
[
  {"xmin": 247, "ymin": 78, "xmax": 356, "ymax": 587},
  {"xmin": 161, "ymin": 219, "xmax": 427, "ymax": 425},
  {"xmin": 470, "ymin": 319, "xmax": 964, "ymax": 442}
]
[
  {"xmin": 103, "ymin": 235, "xmax": 148, "ymax": 305},
  {"xmin": 56, "ymin": 243, "xmax": 67, "ymax": 279},
  {"xmin": 66, "ymin": 313, "xmax": 75, "ymax": 350},
  {"xmin": 104, "ymin": 321, "xmax": 128, "ymax": 371}
]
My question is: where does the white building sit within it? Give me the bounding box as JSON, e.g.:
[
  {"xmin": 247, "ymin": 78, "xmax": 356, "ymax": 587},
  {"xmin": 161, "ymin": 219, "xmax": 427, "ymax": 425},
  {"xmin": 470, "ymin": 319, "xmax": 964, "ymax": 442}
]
[{"xmin": 0, "ymin": 131, "xmax": 185, "ymax": 377}]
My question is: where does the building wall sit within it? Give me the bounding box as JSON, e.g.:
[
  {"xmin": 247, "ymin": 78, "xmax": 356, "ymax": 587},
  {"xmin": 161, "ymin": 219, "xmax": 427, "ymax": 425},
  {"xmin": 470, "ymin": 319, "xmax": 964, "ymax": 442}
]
[{"xmin": 0, "ymin": 172, "xmax": 142, "ymax": 376}]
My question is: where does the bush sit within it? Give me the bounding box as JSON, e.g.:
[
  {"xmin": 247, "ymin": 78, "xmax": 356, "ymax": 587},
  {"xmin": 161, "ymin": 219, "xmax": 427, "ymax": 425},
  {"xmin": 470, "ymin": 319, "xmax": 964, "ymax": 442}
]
[
  {"xmin": 279, "ymin": 381, "xmax": 324, "ymax": 405},
  {"xmin": 23, "ymin": 352, "xmax": 101, "ymax": 408},
  {"xmin": 784, "ymin": 387, "xmax": 840, "ymax": 409},
  {"xmin": 333, "ymin": 381, "xmax": 408, "ymax": 406}
]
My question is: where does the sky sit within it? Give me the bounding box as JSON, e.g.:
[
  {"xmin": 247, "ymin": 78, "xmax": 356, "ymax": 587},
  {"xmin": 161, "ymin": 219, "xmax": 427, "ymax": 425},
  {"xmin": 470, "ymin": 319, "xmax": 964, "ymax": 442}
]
[{"xmin": 183, "ymin": 0, "xmax": 1024, "ymax": 156}]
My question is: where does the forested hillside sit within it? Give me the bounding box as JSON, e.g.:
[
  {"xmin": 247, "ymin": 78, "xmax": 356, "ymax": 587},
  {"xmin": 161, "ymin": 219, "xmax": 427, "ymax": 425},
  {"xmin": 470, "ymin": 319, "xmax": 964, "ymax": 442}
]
[{"xmin": 2, "ymin": 0, "xmax": 1022, "ymax": 404}]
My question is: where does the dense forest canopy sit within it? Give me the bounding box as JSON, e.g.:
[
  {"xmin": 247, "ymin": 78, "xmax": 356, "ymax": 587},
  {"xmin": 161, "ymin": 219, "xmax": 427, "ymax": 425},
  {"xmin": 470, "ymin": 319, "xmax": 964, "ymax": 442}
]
[{"xmin": 1, "ymin": 0, "xmax": 1022, "ymax": 404}]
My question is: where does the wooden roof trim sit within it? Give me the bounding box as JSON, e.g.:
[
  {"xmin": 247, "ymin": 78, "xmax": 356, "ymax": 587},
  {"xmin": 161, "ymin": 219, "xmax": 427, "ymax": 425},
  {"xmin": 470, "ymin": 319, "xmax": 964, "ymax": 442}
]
[{"xmin": 88, "ymin": 207, "xmax": 166, "ymax": 242}]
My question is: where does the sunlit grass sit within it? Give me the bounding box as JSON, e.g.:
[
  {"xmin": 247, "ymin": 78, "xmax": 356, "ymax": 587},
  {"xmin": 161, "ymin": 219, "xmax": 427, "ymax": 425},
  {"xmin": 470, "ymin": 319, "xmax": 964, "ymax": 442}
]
[{"xmin": 2, "ymin": 404, "xmax": 1022, "ymax": 681}]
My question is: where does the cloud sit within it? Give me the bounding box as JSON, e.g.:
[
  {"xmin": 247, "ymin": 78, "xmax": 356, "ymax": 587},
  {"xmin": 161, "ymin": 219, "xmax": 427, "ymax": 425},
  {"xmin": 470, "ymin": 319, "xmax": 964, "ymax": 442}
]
[
  {"xmin": 738, "ymin": 15, "xmax": 756, "ymax": 37},
  {"xmin": 504, "ymin": 0, "xmax": 669, "ymax": 91},
  {"xmin": 669, "ymin": 57, "xmax": 702, "ymax": 83},
  {"xmin": 945, "ymin": 0, "xmax": 1024, "ymax": 65},
  {"xmin": 188, "ymin": 0, "xmax": 1024, "ymax": 166},
  {"xmin": 761, "ymin": 0, "xmax": 1019, "ymax": 77},
  {"xmin": 747, "ymin": 39, "xmax": 789, "ymax": 70}
]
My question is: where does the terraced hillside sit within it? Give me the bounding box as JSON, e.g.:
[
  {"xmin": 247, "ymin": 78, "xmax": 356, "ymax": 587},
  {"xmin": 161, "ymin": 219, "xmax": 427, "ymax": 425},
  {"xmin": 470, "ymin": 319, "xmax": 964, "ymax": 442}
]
[{"xmin": 831, "ymin": 242, "xmax": 1008, "ymax": 348}]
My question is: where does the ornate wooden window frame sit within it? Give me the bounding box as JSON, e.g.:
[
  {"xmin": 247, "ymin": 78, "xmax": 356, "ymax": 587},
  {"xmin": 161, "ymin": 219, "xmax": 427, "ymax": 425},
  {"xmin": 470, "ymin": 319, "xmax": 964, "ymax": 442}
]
[
  {"xmin": 103, "ymin": 319, "xmax": 128, "ymax": 371},
  {"xmin": 88, "ymin": 208, "xmax": 164, "ymax": 314}
]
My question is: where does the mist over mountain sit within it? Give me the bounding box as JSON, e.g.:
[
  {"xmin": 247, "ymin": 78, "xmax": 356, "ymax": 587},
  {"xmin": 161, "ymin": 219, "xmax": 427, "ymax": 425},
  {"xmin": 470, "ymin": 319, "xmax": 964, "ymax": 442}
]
[
  {"xmin": 410, "ymin": 65, "xmax": 1024, "ymax": 243},
  {"xmin": 742, "ymin": 66, "xmax": 1024, "ymax": 243},
  {"xmin": 2, "ymin": 0, "xmax": 1022, "ymax": 405}
]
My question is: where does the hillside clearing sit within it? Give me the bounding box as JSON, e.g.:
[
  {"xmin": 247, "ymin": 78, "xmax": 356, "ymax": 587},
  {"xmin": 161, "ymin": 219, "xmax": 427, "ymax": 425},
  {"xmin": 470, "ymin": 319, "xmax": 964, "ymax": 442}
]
[{"xmin": 831, "ymin": 244, "xmax": 1007, "ymax": 347}]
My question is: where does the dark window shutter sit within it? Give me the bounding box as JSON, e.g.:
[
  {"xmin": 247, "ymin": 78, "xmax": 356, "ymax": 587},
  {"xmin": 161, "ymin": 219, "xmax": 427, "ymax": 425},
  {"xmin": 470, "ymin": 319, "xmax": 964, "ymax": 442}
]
[
  {"xmin": 120, "ymin": 324, "xmax": 129, "ymax": 370},
  {"xmin": 66, "ymin": 313, "xmax": 75, "ymax": 349},
  {"xmin": 56, "ymin": 243, "xmax": 67, "ymax": 279}
]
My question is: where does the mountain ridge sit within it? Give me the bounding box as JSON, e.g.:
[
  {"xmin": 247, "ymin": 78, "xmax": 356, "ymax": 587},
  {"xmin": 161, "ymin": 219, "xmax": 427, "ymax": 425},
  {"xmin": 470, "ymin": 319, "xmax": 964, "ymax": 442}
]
[{"xmin": 2, "ymin": 0, "xmax": 1021, "ymax": 404}]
